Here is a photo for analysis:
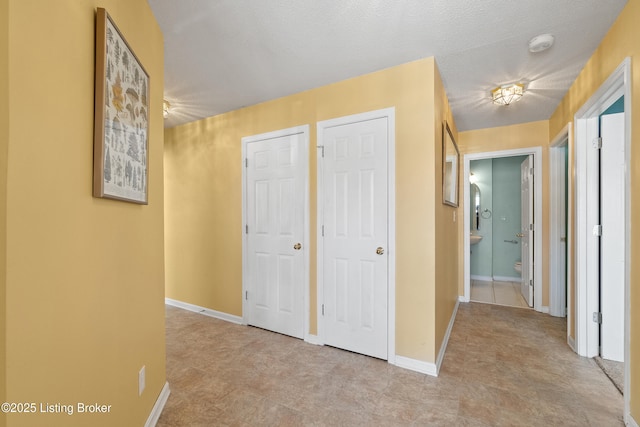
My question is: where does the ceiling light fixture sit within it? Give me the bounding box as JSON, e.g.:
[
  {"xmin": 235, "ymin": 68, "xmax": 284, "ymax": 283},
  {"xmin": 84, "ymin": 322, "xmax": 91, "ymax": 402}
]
[
  {"xmin": 491, "ymin": 83, "xmax": 525, "ymax": 106},
  {"xmin": 163, "ymin": 100, "xmax": 171, "ymax": 118}
]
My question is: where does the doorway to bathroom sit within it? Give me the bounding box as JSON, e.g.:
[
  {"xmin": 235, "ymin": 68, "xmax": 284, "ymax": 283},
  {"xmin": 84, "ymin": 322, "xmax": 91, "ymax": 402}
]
[
  {"xmin": 468, "ymin": 155, "xmax": 531, "ymax": 308},
  {"xmin": 463, "ymin": 147, "xmax": 544, "ymax": 313}
]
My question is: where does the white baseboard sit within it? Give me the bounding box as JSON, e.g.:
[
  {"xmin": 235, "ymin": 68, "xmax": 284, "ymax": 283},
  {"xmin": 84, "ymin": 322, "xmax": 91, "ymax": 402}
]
[
  {"xmin": 538, "ymin": 306, "xmax": 550, "ymax": 314},
  {"xmin": 304, "ymin": 334, "xmax": 322, "ymax": 346},
  {"xmin": 567, "ymin": 335, "xmax": 576, "ymax": 352},
  {"xmin": 393, "ymin": 299, "xmax": 459, "ymax": 378},
  {"xmin": 627, "ymin": 414, "xmax": 639, "ymax": 427},
  {"xmin": 458, "ymin": 295, "xmax": 469, "ymax": 303},
  {"xmin": 394, "ymin": 355, "xmax": 437, "ymax": 377},
  {"xmin": 165, "ymin": 298, "xmax": 243, "ymax": 325},
  {"xmin": 493, "ymin": 275, "xmax": 521, "ymax": 282},
  {"xmin": 435, "ymin": 299, "xmax": 459, "ymax": 375},
  {"xmin": 145, "ymin": 382, "xmax": 170, "ymax": 427},
  {"xmin": 470, "ymin": 275, "xmax": 492, "ymax": 282}
]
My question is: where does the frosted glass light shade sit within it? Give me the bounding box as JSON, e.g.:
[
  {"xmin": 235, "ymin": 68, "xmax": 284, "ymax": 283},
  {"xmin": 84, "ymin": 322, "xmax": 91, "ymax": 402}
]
[
  {"xmin": 492, "ymin": 83, "xmax": 524, "ymax": 106},
  {"xmin": 163, "ymin": 100, "xmax": 171, "ymax": 118}
]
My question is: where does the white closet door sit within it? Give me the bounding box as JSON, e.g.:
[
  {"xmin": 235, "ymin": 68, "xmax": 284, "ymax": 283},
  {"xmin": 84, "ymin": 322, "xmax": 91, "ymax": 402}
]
[
  {"xmin": 321, "ymin": 116, "xmax": 388, "ymax": 360},
  {"xmin": 246, "ymin": 131, "xmax": 305, "ymax": 339},
  {"xmin": 600, "ymin": 113, "xmax": 625, "ymax": 362}
]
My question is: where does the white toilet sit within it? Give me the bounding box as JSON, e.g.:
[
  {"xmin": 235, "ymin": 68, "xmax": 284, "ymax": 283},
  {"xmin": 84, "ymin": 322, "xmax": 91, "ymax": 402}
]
[{"xmin": 514, "ymin": 261, "xmax": 522, "ymax": 274}]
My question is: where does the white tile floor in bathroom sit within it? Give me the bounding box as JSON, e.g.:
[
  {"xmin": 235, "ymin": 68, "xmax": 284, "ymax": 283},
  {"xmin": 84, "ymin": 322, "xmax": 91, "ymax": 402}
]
[{"xmin": 470, "ymin": 279, "xmax": 530, "ymax": 308}]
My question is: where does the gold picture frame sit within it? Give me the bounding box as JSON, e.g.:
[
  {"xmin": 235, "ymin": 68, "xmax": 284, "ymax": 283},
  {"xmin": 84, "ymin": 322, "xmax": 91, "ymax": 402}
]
[
  {"xmin": 93, "ymin": 8, "xmax": 149, "ymax": 204},
  {"xmin": 442, "ymin": 120, "xmax": 459, "ymax": 207}
]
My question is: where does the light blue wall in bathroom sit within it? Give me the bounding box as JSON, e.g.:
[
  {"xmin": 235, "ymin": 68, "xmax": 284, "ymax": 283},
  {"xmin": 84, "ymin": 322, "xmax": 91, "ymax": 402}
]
[
  {"xmin": 602, "ymin": 95, "xmax": 624, "ymax": 116},
  {"xmin": 492, "ymin": 156, "xmax": 527, "ymax": 278},
  {"xmin": 469, "ymin": 156, "xmax": 527, "ymax": 280},
  {"xmin": 469, "ymin": 159, "xmax": 492, "ymax": 278}
]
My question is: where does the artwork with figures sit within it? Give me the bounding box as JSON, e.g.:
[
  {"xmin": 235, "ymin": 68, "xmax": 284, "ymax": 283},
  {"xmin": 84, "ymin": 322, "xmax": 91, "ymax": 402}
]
[{"xmin": 94, "ymin": 8, "xmax": 149, "ymax": 204}]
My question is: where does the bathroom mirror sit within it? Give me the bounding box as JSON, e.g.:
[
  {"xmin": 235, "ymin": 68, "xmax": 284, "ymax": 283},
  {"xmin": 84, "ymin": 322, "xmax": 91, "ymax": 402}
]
[
  {"xmin": 471, "ymin": 183, "xmax": 481, "ymax": 230},
  {"xmin": 442, "ymin": 121, "xmax": 459, "ymax": 207}
]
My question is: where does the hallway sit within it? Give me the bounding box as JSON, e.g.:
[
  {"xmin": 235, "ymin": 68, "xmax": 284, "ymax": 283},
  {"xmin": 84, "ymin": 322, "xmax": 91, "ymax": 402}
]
[
  {"xmin": 158, "ymin": 302, "xmax": 623, "ymax": 426},
  {"xmin": 470, "ymin": 279, "xmax": 530, "ymax": 308}
]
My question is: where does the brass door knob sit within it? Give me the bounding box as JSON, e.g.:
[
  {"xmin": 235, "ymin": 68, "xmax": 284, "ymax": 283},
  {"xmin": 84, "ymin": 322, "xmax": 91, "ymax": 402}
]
[
  {"xmin": 294, "ymin": 243, "xmax": 302, "ymax": 250},
  {"xmin": 376, "ymin": 247, "xmax": 384, "ymax": 255}
]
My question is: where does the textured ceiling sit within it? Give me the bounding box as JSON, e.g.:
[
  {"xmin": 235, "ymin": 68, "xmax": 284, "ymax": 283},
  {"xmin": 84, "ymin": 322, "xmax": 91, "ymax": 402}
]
[{"xmin": 150, "ymin": 0, "xmax": 627, "ymax": 131}]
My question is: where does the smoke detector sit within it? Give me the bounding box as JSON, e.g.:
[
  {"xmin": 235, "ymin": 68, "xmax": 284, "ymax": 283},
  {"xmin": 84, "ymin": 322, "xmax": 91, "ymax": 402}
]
[{"xmin": 528, "ymin": 34, "xmax": 555, "ymax": 53}]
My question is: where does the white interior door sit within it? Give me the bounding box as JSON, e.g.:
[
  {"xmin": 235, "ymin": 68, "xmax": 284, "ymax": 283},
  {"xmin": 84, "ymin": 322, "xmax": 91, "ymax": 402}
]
[
  {"xmin": 321, "ymin": 116, "xmax": 388, "ymax": 360},
  {"xmin": 600, "ymin": 113, "xmax": 625, "ymax": 362},
  {"xmin": 520, "ymin": 156, "xmax": 534, "ymax": 307},
  {"xmin": 549, "ymin": 142, "xmax": 568, "ymax": 317},
  {"xmin": 245, "ymin": 130, "xmax": 305, "ymax": 339}
]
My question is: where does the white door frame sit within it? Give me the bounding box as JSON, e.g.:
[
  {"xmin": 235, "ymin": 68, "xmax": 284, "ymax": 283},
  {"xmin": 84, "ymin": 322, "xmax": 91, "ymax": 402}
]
[
  {"xmin": 462, "ymin": 147, "xmax": 544, "ymax": 312},
  {"xmin": 241, "ymin": 125, "xmax": 311, "ymax": 340},
  {"xmin": 316, "ymin": 107, "xmax": 396, "ymax": 364},
  {"xmin": 573, "ymin": 57, "xmax": 630, "ymax": 421},
  {"xmin": 549, "ymin": 124, "xmax": 571, "ymax": 319}
]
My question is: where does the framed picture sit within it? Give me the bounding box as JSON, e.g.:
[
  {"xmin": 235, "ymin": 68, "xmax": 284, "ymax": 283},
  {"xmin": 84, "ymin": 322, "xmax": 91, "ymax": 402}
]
[
  {"xmin": 93, "ymin": 8, "xmax": 149, "ymax": 204},
  {"xmin": 442, "ymin": 120, "xmax": 459, "ymax": 207}
]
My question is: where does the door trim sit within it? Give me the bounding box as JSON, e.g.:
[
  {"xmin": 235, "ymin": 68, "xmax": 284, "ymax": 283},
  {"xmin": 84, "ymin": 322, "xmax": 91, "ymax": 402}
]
[
  {"xmin": 462, "ymin": 147, "xmax": 544, "ymax": 312},
  {"xmin": 241, "ymin": 125, "xmax": 310, "ymax": 340},
  {"xmin": 573, "ymin": 57, "xmax": 630, "ymax": 422},
  {"xmin": 316, "ymin": 107, "xmax": 396, "ymax": 364},
  {"xmin": 549, "ymin": 124, "xmax": 571, "ymax": 319}
]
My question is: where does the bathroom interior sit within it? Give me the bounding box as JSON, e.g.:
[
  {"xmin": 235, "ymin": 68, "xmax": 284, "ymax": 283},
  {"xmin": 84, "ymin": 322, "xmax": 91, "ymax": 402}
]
[{"xmin": 469, "ymin": 155, "xmax": 530, "ymax": 308}]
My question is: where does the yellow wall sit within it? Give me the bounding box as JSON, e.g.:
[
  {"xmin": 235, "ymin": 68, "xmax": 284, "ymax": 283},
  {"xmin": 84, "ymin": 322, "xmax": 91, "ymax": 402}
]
[
  {"xmin": 165, "ymin": 57, "xmax": 459, "ymax": 363},
  {"xmin": 0, "ymin": 0, "xmax": 8, "ymax": 424},
  {"xmin": 4, "ymin": 1, "xmax": 165, "ymax": 426},
  {"xmin": 458, "ymin": 121, "xmax": 550, "ymax": 306},
  {"xmin": 433, "ymin": 63, "xmax": 460, "ymax": 358},
  {"xmin": 549, "ymin": 0, "xmax": 639, "ymax": 420}
]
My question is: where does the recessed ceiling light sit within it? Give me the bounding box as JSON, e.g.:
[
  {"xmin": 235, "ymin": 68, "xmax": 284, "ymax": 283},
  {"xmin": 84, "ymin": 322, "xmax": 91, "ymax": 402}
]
[{"xmin": 528, "ymin": 34, "xmax": 555, "ymax": 53}]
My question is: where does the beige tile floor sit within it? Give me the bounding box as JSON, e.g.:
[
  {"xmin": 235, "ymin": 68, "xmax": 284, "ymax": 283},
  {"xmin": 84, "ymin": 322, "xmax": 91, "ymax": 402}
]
[
  {"xmin": 158, "ymin": 303, "xmax": 623, "ymax": 426},
  {"xmin": 471, "ymin": 279, "xmax": 530, "ymax": 308}
]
